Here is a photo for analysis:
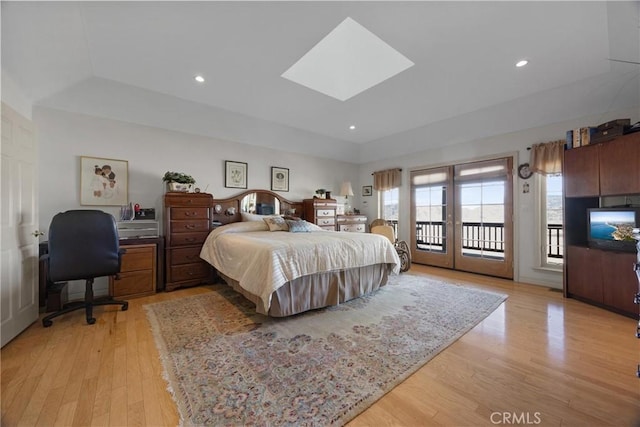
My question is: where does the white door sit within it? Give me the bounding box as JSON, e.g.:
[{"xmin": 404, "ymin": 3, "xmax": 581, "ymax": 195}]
[{"xmin": 1, "ymin": 102, "xmax": 39, "ymax": 347}]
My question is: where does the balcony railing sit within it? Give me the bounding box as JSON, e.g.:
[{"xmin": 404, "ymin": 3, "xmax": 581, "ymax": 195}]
[
  {"xmin": 388, "ymin": 220, "xmax": 563, "ymax": 260},
  {"xmin": 547, "ymin": 223, "xmax": 563, "ymax": 260}
]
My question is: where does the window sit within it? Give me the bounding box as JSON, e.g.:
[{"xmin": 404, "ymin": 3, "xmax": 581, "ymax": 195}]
[
  {"xmin": 380, "ymin": 188, "xmax": 399, "ymax": 236},
  {"xmin": 541, "ymin": 174, "xmax": 563, "ymax": 267},
  {"xmin": 381, "ymin": 188, "xmax": 399, "ymax": 221}
]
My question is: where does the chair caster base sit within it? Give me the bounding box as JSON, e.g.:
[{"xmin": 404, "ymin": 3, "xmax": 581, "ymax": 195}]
[
  {"xmin": 86, "ymin": 317, "xmax": 96, "ymax": 325},
  {"xmin": 122, "ymin": 302, "xmax": 129, "ymax": 311},
  {"xmin": 43, "ymin": 319, "xmax": 53, "ymax": 328}
]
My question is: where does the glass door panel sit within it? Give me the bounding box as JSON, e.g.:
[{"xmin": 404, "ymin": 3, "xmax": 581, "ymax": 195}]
[
  {"xmin": 411, "ymin": 167, "xmax": 454, "ymax": 268},
  {"xmin": 459, "ymin": 181, "xmax": 505, "ymax": 259},
  {"xmin": 454, "ymin": 158, "xmax": 513, "ymax": 279}
]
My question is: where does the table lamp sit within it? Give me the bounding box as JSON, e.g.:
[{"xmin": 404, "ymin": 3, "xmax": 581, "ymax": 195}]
[{"xmin": 340, "ymin": 181, "xmax": 354, "ymax": 214}]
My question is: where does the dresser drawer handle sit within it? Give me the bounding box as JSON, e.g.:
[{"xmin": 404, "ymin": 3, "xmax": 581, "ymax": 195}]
[
  {"xmin": 184, "ymin": 211, "xmax": 199, "ymax": 217},
  {"xmin": 185, "ymin": 224, "xmax": 196, "ymax": 229},
  {"xmin": 186, "ymin": 255, "xmax": 197, "ymax": 260},
  {"xmin": 185, "ymin": 237, "xmax": 197, "ymax": 242}
]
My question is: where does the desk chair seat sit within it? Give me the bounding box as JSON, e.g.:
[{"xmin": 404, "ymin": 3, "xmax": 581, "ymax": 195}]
[
  {"xmin": 41, "ymin": 210, "xmax": 128, "ymax": 327},
  {"xmin": 370, "ymin": 219, "xmax": 411, "ymax": 272}
]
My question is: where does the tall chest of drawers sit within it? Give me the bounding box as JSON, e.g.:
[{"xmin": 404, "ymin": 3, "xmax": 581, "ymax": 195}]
[
  {"xmin": 303, "ymin": 198, "xmax": 337, "ymax": 231},
  {"xmin": 164, "ymin": 192, "xmax": 214, "ymax": 291}
]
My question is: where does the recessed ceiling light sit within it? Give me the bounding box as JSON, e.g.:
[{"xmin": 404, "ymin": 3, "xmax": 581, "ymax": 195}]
[
  {"xmin": 515, "ymin": 60, "xmax": 529, "ymax": 68},
  {"xmin": 194, "ymin": 75, "xmax": 205, "ymax": 83},
  {"xmin": 349, "ymin": 125, "xmax": 356, "ymax": 130}
]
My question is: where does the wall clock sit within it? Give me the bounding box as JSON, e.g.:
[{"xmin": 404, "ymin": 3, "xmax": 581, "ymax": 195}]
[{"xmin": 518, "ymin": 163, "xmax": 533, "ymax": 179}]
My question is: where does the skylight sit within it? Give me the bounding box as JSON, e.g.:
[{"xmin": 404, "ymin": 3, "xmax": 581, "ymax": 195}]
[{"xmin": 281, "ymin": 17, "xmax": 414, "ymax": 101}]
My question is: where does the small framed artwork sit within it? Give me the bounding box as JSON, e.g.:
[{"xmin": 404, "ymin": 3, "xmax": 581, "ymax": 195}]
[
  {"xmin": 271, "ymin": 167, "xmax": 289, "ymax": 192},
  {"xmin": 362, "ymin": 185, "xmax": 373, "ymax": 196},
  {"xmin": 225, "ymin": 160, "xmax": 248, "ymax": 189},
  {"xmin": 80, "ymin": 156, "xmax": 128, "ymax": 206}
]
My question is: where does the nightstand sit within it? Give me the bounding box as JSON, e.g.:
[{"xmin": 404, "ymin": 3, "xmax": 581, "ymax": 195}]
[{"xmin": 336, "ymin": 215, "xmax": 368, "ymax": 233}]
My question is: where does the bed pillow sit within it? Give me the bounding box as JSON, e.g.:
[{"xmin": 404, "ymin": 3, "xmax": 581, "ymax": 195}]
[
  {"xmin": 286, "ymin": 219, "xmax": 322, "ymax": 232},
  {"xmin": 210, "ymin": 220, "xmax": 269, "ymax": 237},
  {"xmin": 263, "ymin": 216, "xmax": 289, "ymax": 231},
  {"xmin": 241, "ymin": 212, "xmax": 278, "ymax": 222}
]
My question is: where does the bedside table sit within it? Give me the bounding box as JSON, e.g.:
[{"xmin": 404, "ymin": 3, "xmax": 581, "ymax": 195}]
[{"xmin": 336, "ymin": 215, "xmax": 367, "ymax": 233}]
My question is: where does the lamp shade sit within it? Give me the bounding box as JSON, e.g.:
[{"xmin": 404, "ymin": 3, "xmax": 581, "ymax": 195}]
[{"xmin": 340, "ymin": 181, "xmax": 354, "ymax": 197}]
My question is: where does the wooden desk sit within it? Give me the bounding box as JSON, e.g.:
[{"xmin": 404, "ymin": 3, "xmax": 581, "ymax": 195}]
[{"xmin": 39, "ymin": 236, "xmax": 164, "ymax": 312}]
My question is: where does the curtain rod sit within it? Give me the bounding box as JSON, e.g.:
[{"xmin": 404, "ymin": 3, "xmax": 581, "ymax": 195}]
[{"xmin": 371, "ymin": 168, "xmax": 402, "ymax": 175}]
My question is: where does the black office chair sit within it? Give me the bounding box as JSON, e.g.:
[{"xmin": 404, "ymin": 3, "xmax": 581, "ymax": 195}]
[{"xmin": 41, "ymin": 210, "xmax": 128, "ymax": 327}]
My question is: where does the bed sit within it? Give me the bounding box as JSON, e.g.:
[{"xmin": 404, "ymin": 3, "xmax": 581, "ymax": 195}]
[{"xmin": 200, "ymin": 190, "xmax": 401, "ymax": 316}]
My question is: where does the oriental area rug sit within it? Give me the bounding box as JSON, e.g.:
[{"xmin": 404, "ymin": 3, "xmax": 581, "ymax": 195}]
[{"xmin": 144, "ymin": 274, "xmax": 507, "ymax": 426}]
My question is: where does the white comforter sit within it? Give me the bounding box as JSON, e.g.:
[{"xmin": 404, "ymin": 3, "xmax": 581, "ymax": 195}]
[{"xmin": 200, "ymin": 221, "xmax": 401, "ymax": 313}]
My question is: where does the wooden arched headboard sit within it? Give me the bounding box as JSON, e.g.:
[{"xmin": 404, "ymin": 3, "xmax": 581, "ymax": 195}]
[{"xmin": 212, "ymin": 189, "xmax": 303, "ymax": 225}]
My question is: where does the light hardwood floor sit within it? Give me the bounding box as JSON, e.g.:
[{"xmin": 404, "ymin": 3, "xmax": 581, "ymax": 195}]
[{"xmin": 2, "ymin": 265, "xmax": 639, "ymax": 426}]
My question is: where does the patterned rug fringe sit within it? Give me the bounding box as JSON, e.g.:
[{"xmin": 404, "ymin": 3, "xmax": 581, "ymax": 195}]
[{"xmin": 144, "ymin": 305, "xmax": 187, "ymax": 427}]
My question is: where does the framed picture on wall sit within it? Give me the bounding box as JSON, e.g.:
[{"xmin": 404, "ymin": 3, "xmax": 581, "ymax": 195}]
[
  {"xmin": 80, "ymin": 156, "xmax": 128, "ymax": 206},
  {"xmin": 225, "ymin": 160, "xmax": 248, "ymax": 189},
  {"xmin": 362, "ymin": 185, "xmax": 373, "ymax": 196},
  {"xmin": 271, "ymin": 167, "xmax": 289, "ymax": 192}
]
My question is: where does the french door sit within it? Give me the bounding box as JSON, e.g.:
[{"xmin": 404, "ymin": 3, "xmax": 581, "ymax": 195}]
[
  {"xmin": 410, "ymin": 167, "xmax": 454, "ymax": 268},
  {"xmin": 410, "ymin": 157, "xmax": 513, "ymax": 279}
]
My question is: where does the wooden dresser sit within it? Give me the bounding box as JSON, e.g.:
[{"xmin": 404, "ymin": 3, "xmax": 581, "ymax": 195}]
[
  {"xmin": 303, "ymin": 198, "xmax": 337, "ymax": 231},
  {"xmin": 336, "ymin": 215, "xmax": 368, "ymax": 233},
  {"xmin": 164, "ymin": 192, "xmax": 214, "ymax": 291}
]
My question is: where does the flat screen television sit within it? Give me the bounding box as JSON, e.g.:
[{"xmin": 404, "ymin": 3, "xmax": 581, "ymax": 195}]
[{"xmin": 587, "ymin": 207, "xmax": 640, "ymax": 252}]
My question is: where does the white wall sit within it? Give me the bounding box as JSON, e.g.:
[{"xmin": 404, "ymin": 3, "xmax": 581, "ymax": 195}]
[
  {"xmin": 34, "ymin": 107, "xmax": 359, "ymax": 297},
  {"xmin": 32, "ymin": 103, "xmax": 640, "ymax": 295},
  {"xmin": 358, "ymin": 106, "xmax": 640, "ymax": 288},
  {"xmin": 1, "ymin": 70, "xmax": 32, "ymax": 119}
]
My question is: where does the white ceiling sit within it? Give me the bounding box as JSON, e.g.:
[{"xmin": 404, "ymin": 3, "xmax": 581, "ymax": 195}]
[{"xmin": 2, "ymin": 1, "xmax": 640, "ymax": 163}]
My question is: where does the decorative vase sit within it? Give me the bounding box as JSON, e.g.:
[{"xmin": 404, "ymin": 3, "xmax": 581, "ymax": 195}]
[{"xmin": 167, "ymin": 182, "xmax": 194, "ymax": 192}]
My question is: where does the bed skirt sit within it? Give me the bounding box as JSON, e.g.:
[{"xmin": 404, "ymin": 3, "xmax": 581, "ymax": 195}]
[{"xmin": 218, "ymin": 264, "xmax": 391, "ymax": 317}]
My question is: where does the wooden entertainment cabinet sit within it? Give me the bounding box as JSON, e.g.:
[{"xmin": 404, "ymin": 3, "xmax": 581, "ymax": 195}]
[{"xmin": 563, "ymin": 132, "xmax": 639, "ymax": 317}]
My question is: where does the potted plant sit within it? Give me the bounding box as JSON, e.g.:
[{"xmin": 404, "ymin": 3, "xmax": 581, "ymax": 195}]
[{"xmin": 163, "ymin": 171, "xmax": 196, "ymax": 192}]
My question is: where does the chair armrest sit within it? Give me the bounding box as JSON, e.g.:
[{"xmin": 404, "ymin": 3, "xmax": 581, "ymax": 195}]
[{"xmin": 115, "ymin": 248, "xmax": 127, "ymax": 280}]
